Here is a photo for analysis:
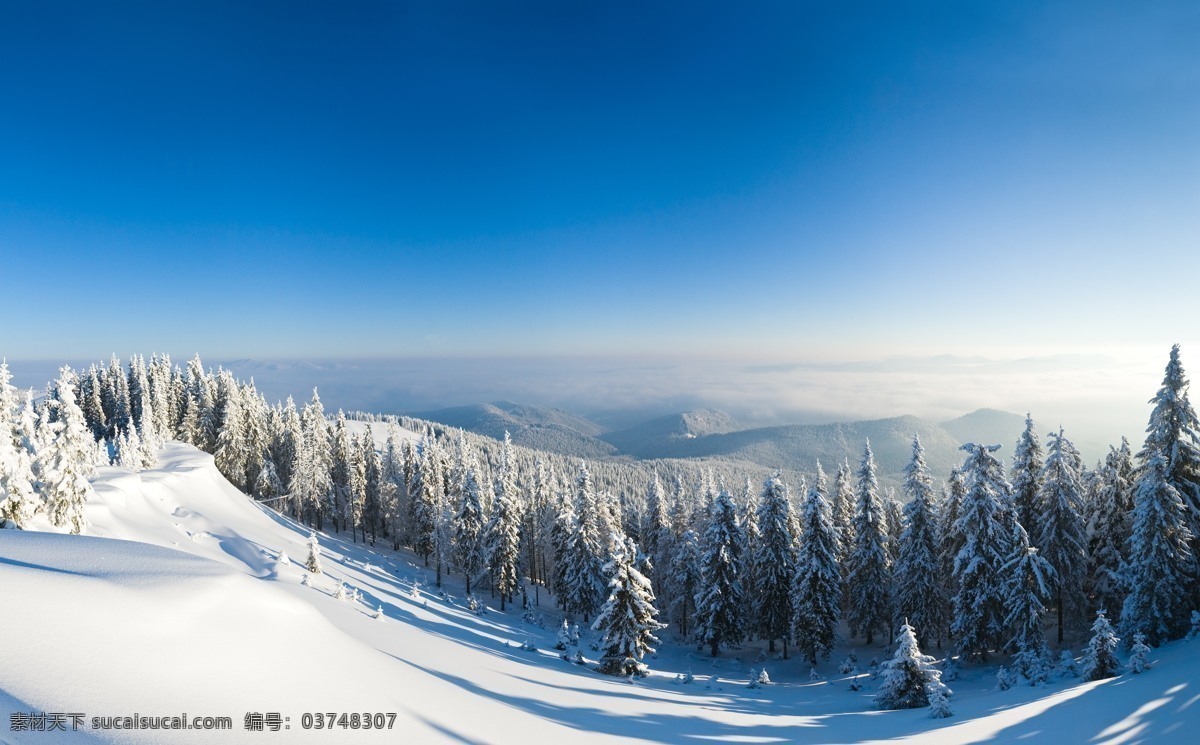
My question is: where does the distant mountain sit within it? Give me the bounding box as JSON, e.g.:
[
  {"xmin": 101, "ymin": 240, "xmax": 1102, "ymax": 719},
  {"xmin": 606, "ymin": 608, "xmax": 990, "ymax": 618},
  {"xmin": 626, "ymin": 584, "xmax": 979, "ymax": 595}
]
[
  {"xmin": 616, "ymin": 414, "xmax": 966, "ymax": 486},
  {"xmin": 601, "ymin": 408, "xmax": 740, "ymax": 455},
  {"xmin": 409, "ymin": 401, "xmax": 617, "ymax": 460},
  {"xmin": 940, "ymin": 408, "xmax": 1029, "ymax": 451}
]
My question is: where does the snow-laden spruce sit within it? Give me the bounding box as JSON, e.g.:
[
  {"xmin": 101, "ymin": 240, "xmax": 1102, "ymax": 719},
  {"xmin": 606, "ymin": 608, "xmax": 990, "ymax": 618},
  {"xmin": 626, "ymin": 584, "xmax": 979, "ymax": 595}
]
[
  {"xmin": 563, "ymin": 462, "xmax": 606, "ymax": 622},
  {"xmin": 1009, "ymin": 414, "xmax": 1044, "ymax": 541},
  {"xmin": 39, "ymin": 367, "xmax": 96, "ymax": 534},
  {"xmin": 592, "ymin": 537, "xmax": 666, "ymax": 677},
  {"xmin": 0, "ymin": 362, "xmax": 39, "ymax": 528},
  {"xmin": 894, "ymin": 436, "xmax": 947, "ymax": 649},
  {"xmin": 486, "ymin": 432, "xmax": 522, "ymax": 610},
  {"xmin": 952, "ymin": 443, "xmax": 1011, "ymax": 661},
  {"xmin": 1037, "ymin": 427, "xmax": 1087, "ymax": 643},
  {"xmin": 306, "ymin": 530, "xmax": 323, "ymax": 574},
  {"xmin": 668, "ymin": 527, "xmax": 702, "ymax": 639},
  {"xmin": 694, "ymin": 488, "xmax": 744, "ymax": 656},
  {"xmin": 1085, "ymin": 440, "xmax": 1134, "ymax": 620},
  {"xmin": 752, "ymin": 471, "xmax": 798, "ymax": 657},
  {"xmin": 846, "ymin": 440, "xmax": 891, "ymax": 644},
  {"xmin": 453, "ymin": 451, "xmax": 487, "ymax": 596},
  {"xmin": 1002, "ymin": 520, "xmax": 1055, "ymax": 684},
  {"xmin": 1139, "ymin": 344, "xmax": 1200, "ymax": 541},
  {"xmin": 1081, "ymin": 610, "xmax": 1120, "ymax": 681},
  {"xmin": 874, "ymin": 621, "xmax": 951, "ymax": 710},
  {"xmin": 793, "ymin": 465, "xmax": 841, "ymax": 665}
]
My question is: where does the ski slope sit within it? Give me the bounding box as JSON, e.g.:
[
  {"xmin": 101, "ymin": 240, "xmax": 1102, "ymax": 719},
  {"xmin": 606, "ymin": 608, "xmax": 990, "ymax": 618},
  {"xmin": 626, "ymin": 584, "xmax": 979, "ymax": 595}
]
[{"xmin": 2, "ymin": 442, "xmax": 1199, "ymax": 743}]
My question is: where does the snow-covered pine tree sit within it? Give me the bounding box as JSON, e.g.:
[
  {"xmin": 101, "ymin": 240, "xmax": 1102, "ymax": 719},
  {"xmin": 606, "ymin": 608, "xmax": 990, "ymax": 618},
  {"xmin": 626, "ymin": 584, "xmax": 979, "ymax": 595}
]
[
  {"xmin": 952, "ymin": 443, "xmax": 1011, "ymax": 661},
  {"xmin": 874, "ymin": 621, "xmax": 950, "ymax": 710},
  {"xmin": 895, "ymin": 436, "xmax": 948, "ymax": 649},
  {"xmin": 793, "ymin": 465, "xmax": 842, "ymax": 665},
  {"xmin": 1139, "ymin": 344, "xmax": 1200, "ymax": 544},
  {"xmin": 832, "ymin": 459, "xmax": 855, "ymax": 568},
  {"xmin": 669, "ymin": 527, "xmax": 702, "ymax": 639},
  {"xmin": 884, "ymin": 488, "xmax": 904, "ymax": 567},
  {"xmin": 1002, "ymin": 521, "xmax": 1055, "ymax": 683},
  {"xmin": 0, "ymin": 361, "xmax": 39, "ymax": 528},
  {"xmin": 694, "ymin": 488, "xmax": 745, "ymax": 656},
  {"xmin": 563, "ymin": 462, "xmax": 605, "ymax": 622},
  {"xmin": 328, "ymin": 412, "xmax": 353, "ymax": 532},
  {"xmin": 753, "ymin": 471, "xmax": 798, "ymax": 656},
  {"xmin": 592, "ymin": 538, "xmax": 666, "ymax": 677},
  {"xmin": 296, "ymin": 390, "xmax": 332, "ymax": 529},
  {"xmin": 454, "ymin": 452, "xmax": 487, "ymax": 597},
  {"xmin": 1010, "ymin": 414, "xmax": 1044, "ymax": 539},
  {"xmin": 39, "ymin": 367, "xmax": 97, "ymax": 534},
  {"xmin": 939, "ymin": 468, "xmax": 966, "ymax": 639},
  {"xmin": 1037, "ymin": 427, "xmax": 1087, "ymax": 643},
  {"xmin": 1120, "ymin": 453, "xmax": 1195, "ymax": 645},
  {"xmin": 1086, "ymin": 440, "xmax": 1134, "ymax": 621},
  {"xmin": 213, "ymin": 382, "xmax": 250, "ymax": 490},
  {"xmin": 1081, "ymin": 610, "xmax": 1120, "ymax": 681},
  {"xmin": 487, "ymin": 433, "xmax": 523, "ymax": 610},
  {"xmin": 254, "ymin": 452, "xmax": 285, "ymax": 503},
  {"xmin": 846, "ymin": 440, "xmax": 891, "ymax": 644},
  {"xmin": 115, "ymin": 425, "xmax": 143, "ymax": 470},
  {"xmin": 408, "ymin": 434, "xmax": 440, "ymax": 567},
  {"xmin": 739, "ymin": 478, "xmax": 761, "ymax": 632},
  {"xmin": 306, "ymin": 530, "xmax": 323, "ymax": 574},
  {"xmin": 379, "ymin": 429, "xmax": 404, "ymax": 550},
  {"xmin": 550, "ymin": 485, "xmax": 575, "ymax": 606},
  {"xmin": 1127, "ymin": 632, "xmax": 1150, "ymax": 674}
]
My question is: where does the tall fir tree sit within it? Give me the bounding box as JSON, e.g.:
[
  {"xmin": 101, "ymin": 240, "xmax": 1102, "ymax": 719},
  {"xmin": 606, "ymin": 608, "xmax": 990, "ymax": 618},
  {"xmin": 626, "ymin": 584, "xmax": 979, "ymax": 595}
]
[
  {"xmin": 563, "ymin": 462, "xmax": 605, "ymax": 622},
  {"xmin": 895, "ymin": 436, "xmax": 947, "ymax": 649},
  {"xmin": 1086, "ymin": 440, "xmax": 1134, "ymax": 618},
  {"xmin": 846, "ymin": 440, "xmax": 891, "ymax": 644},
  {"xmin": 793, "ymin": 466, "xmax": 842, "ymax": 665},
  {"xmin": 694, "ymin": 488, "xmax": 745, "ymax": 656},
  {"xmin": 592, "ymin": 538, "xmax": 666, "ymax": 677},
  {"xmin": 753, "ymin": 472, "xmax": 798, "ymax": 656},
  {"xmin": 669, "ymin": 527, "xmax": 703, "ymax": 639},
  {"xmin": 39, "ymin": 367, "xmax": 96, "ymax": 534},
  {"xmin": 0, "ymin": 361, "xmax": 39, "ymax": 528},
  {"xmin": 453, "ymin": 452, "xmax": 487, "ymax": 596},
  {"xmin": 1120, "ymin": 453, "xmax": 1195, "ymax": 645},
  {"xmin": 1010, "ymin": 414, "xmax": 1044, "ymax": 539},
  {"xmin": 1002, "ymin": 521, "xmax": 1055, "ymax": 683},
  {"xmin": 1037, "ymin": 427, "xmax": 1088, "ymax": 643},
  {"xmin": 486, "ymin": 433, "xmax": 523, "ymax": 609},
  {"xmin": 952, "ymin": 444, "xmax": 1011, "ymax": 661},
  {"xmin": 874, "ymin": 622, "xmax": 949, "ymax": 710},
  {"xmin": 1138, "ymin": 344, "xmax": 1200, "ymax": 544}
]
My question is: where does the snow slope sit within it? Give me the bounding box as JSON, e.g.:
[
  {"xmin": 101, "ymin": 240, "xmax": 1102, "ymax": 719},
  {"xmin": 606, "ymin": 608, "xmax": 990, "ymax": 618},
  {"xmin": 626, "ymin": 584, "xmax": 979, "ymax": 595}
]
[{"xmin": 2, "ymin": 443, "xmax": 1199, "ymax": 743}]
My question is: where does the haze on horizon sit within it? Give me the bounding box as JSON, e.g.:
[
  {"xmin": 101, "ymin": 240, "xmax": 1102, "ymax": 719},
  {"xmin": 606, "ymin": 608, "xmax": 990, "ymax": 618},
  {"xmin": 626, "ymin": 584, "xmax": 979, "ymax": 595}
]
[{"xmin": 2, "ymin": 2, "xmax": 1196, "ymax": 452}]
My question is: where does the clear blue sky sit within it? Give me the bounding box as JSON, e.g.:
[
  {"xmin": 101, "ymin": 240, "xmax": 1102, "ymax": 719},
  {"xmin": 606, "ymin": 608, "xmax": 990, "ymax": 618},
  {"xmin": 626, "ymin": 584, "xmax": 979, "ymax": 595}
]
[{"xmin": 2, "ymin": 1, "xmax": 1197, "ymax": 362}]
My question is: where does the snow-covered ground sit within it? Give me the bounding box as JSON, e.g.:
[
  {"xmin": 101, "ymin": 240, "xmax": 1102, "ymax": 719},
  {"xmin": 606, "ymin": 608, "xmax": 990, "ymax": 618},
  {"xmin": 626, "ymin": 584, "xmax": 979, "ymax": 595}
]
[{"xmin": 2, "ymin": 443, "xmax": 1198, "ymax": 743}]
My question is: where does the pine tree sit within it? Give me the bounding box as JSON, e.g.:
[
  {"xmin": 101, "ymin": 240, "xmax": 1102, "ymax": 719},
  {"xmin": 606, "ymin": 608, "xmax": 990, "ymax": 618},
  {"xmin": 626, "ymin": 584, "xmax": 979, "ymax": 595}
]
[
  {"xmin": 884, "ymin": 488, "xmax": 904, "ymax": 568},
  {"xmin": 874, "ymin": 622, "xmax": 950, "ymax": 710},
  {"xmin": 454, "ymin": 453, "xmax": 488, "ymax": 597},
  {"xmin": 1002, "ymin": 521, "xmax": 1055, "ymax": 683},
  {"xmin": 694, "ymin": 489, "xmax": 744, "ymax": 656},
  {"xmin": 306, "ymin": 530, "xmax": 323, "ymax": 574},
  {"xmin": 1010, "ymin": 414, "xmax": 1044, "ymax": 538},
  {"xmin": 1127, "ymin": 632, "xmax": 1151, "ymax": 674},
  {"xmin": 952, "ymin": 443, "xmax": 1011, "ymax": 661},
  {"xmin": 1139, "ymin": 344, "xmax": 1200, "ymax": 543},
  {"xmin": 669, "ymin": 527, "xmax": 703, "ymax": 639},
  {"xmin": 295, "ymin": 390, "xmax": 332, "ymax": 529},
  {"xmin": 939, "ymin": 468, "xmax": 966, "ymax": 639},
  {"xmin": 0, "ymin": 361, "xmax": 39, "ymax": 528},
  {"xmin": 753, "ymin": 472, "xmax": 799, "ymax": 656},
  {"xmin": 39, "ymin": 368, "xmax": 96, "ymax": 534},
  {"xmin": 1120, "ymin": 454, "xmax": 1194, "ymax": 645},
  {"xmin": 379, "ymin": 429, "xmax": 404, "ymax": 550},
  {"xmin": 408, "ymin": 434, "xmax": 440, "ymax": 567},
  {"xmin": 846, "ymin": 440, "xmax": 891, "ymax": 644},
  {"xmin": 1037, "ymin": 427, "xmax": 1087, "ymax": 643},
  {"xmin": 831, "ymin": 459, "xmax": 855, "ymax": 567},
  {"xmin": 563, "ymin": 462, "xmax": 605, "ymax": 622},
  {"xmin": 1081, "ymin": 610, "xmax": 1120, "ymax": 681},
  {"xmin": 254, "ymin": 453, "xmax": 285, "ymax": 503},
  {"xmin": 895, "ymin": 436, "xmax": 947, "ymax": 649},
  {"xmin": 1086, "ymin": 440, "xmax": 1134, "ymax": 621},
  {"xmin": 487, "ymin": 433, "xmax": 523, "ymax": 609},
  {"xmin": 329, "ymin": 412, "xmax": 353, "ymax": 532},
  {"xmin": 592, "ymin": 538, "xmax": 666, "ymax": 677},
  {"xmin": 793, "ymin": 466, "xmax": 842, "ymax": 665}
]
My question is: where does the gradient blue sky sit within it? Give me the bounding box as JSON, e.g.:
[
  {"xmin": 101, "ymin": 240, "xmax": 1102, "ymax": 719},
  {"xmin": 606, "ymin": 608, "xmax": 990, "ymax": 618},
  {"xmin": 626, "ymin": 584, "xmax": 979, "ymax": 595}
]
[{"xmin": 2, "ymin": 1, "xmax": 1197, "ymax": 362}]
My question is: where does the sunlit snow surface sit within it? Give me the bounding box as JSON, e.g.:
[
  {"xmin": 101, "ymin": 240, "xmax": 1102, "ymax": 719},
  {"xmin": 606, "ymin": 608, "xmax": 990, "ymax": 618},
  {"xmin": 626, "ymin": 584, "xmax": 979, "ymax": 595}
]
[{"xmin": 2, "ymin": 442, "xmax": 1198, "ymax": 743}]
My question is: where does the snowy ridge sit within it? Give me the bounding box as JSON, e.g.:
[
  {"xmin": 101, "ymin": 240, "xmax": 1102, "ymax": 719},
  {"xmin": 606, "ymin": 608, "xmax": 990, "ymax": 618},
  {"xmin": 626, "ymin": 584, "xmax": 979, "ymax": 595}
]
[{"xmin": 2, "ymin": 443, "xmax": 1199, "ymax": 743}]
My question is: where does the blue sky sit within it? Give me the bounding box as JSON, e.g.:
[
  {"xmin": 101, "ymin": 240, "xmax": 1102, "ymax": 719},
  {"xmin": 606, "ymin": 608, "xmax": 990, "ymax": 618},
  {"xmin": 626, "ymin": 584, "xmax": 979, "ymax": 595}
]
[{"xmin": 1, "ymin": 1, "xmax": 1197, "ymax": 362}]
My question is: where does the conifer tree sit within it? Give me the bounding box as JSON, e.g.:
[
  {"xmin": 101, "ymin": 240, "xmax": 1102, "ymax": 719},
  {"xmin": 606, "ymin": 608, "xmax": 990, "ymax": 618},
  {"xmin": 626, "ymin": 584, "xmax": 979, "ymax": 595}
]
[
  {"xmin": 0, "ymin": 362, "xmax": 39, "ymax": 528},
  {"xmin": 454, "ymin": 454, "xmax": 487, "ymax": 596},
  {"xmin": 939, "ymin": 468, "xmax": 967, "ymax": 638},
  {"xmin": 895, "ymin": 436, "xmax": 947, "ymax": 649},
  {"xmin": 1010, "ymin": 414, "xmax": 1044, "ymax": 538},
  {"xmin": 884, "ymin": 488, "xmax": 905, "ymax": 567},
  {"xmin": 1002, "ymin": 521, "xmax": 1055, "ymax": 683},
  {"xmin": 846, "ymin": 440, "xmax": 891, "ymax": 644},
  {"xmin": 592, "ymin": 538, "xmax": 666, "ymax": 677},
  {"xmin": 214, "ymin": 383, "xmax": 249, "ymax": 489},
  {"xmin": 1081, "ymin": 610, "xmax": 1120, "ymax": 681},
  {"xmin": 329, "ymin": 412, "xmax": 353, "ymax": 532},
  {"xmin": 1086, "ymin": 440, "xmax": 1134, "ymax": 621},
  {"xmin": 295, "ymin": 390, "xmax": 332, "ymax": 528},
  {"xmin": 306, "ymin": 530, "xmax": 323, "ymax": 574},
  {"xmin": 694, "ymin": 489, "xmax": 744, "ymax": 656},
  {"xmin": 254, "ymin": 452, "xmax": 285, "ymax": 503},
  {"xmin": 487, "ymin": 433, "xmax": 523, "ymax": 609},
  {"xmin": 408, "ymin": 435, "xmax": 440, "ymax": 567},
  {"xmin": 379, "ymin": 429, "xmax": 404, "ymax": 550},
  {"xmin": 645, "ymin": 473, "xmax": 675, "ymax": 616},
  {"xmin": 1037, "ymin": 427, "xmax": 1087, "ymax": 643},
  {"xmin": 669, "ymin": 527, "xmax": 702, "ymax": 639},
  {"xmin": 952, "ymin": 444, "xmax": 1011, "ymax": 661},
  {"xmin": 794, "ymin": 467, "xmax": 842, "ymax": 665},
  {"xmin": 1139, "ymin": 344, "xmax": 1200, "ymax": 542},
  {"xmin": 550, "ymin": 486, "xmax": 576, "ymax": 605},
  {"xmin": 753, "ymin": 472, "xmax": 798, "ymax": 656},
  {"xmin": 831, "ymin": 459, "xmax": 855, "ymax": 566},
  {"xmin": 874, "ymin": 621, "xmax": 950, "ymax": 710},
  {"xmin": 1120, "ymin": 454, "xmax": 1195, "ymax": 645},
  {"xmin": 563, "ymin": 462, "xmax": 605, "ymax": 622}
]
